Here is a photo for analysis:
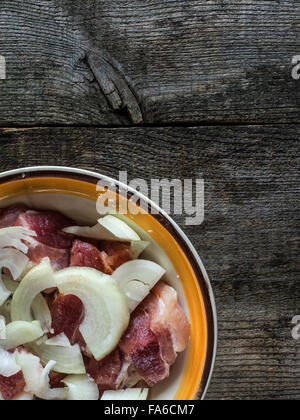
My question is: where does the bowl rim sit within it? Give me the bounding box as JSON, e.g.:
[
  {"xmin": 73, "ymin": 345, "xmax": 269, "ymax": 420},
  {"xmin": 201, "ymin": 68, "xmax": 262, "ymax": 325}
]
[{"xmin": 0, "ymin": 165, "xmax": 218, "ymax": 400}]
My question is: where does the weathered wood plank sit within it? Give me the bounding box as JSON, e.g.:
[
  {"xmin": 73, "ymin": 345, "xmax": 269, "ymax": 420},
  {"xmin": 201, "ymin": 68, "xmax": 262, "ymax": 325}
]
[
  {"xmin": 0, "ymin": 1, "xmax": 300, "ymax": 125},
  {"xmin": 206, "ymin": 279, "xmax": 300, "ymax": 400},
  {"xmin": 0, "ymin": 125, "xmax": 299, "ymax": 283}
]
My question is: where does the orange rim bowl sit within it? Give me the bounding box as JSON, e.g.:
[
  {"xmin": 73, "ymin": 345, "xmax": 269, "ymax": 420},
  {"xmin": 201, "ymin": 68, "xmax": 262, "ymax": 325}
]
[{"xmin": 0, "ymin": 166, "xmax": 217, "ymax": 400}]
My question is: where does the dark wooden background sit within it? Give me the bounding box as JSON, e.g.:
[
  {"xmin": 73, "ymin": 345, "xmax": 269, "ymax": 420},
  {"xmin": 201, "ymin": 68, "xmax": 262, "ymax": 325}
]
[{"xmin": 1, "ymin": 0, "xmax": 300, "ymax": 400}]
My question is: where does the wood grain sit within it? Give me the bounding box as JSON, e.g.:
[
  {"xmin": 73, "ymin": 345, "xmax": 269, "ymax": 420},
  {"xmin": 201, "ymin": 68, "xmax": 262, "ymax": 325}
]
[
  {"xmin": 208, "ymin": 279, "xmax": 300, "ymax": 400},
  {"xmin": 0, "ymin": 125, "xmax": 300, "ymax": 399},
  {"xmin": 1, "ymin": 125, "xmax": 299, "ymax": 283},
  {"xmin": 0, "ymin": 0, "xmax": 299, "ymax": 126}
]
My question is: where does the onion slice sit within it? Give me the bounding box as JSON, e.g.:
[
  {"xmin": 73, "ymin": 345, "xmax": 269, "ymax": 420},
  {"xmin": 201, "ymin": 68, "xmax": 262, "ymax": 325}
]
[
  {"xmin": 11, "ymin": 261, "xmax": 56, "ymax": 323},
  {"xmin": 54, "ymin": 267, "xmax": 129, "ymax": 361},
  {"xmin": 32, "ymin": 294, "xmax": 52, "ymax": 333},
  {"xmin": 0, "ymin": 275, "xmax": 18, "ymax": 309},
  {"xmin": 0, "ymin": 275, "xmax": 11, "ymax": 307},
  {"xmin": 112, "ymin": 260, "xmax": 166, "ymax": 312},
  {"xmin": 0, "ymin": 248, "xmax": 29, "ymax": 281},
  {"xmin": 0, "ymin": 320, "xmax": 44, "ymax": 350},
  {"xmin": 28, "ymin": 341, "xmax": 85, "ymax": 375},
  {"xmin": 0, "ymin": 348, "xmax": 21, "ymax": 377},
  {"xmin": 0, "ymin": 227, "xmax": 37, "ymax": 254},
  {"xmin": 0, "ymin": 298, "xmax": 12, "ymax": 323},
  {"xmin": 62, "ymin": 375, "xmax": 99, "ymax": 400},
  {"xmin": 131, "ymin": 240, "xmax": 150, "ymax": 258},
  {"xmin": 15, "ymin": 351, "xmax": 67, "ymax": 400},
  {"xmin": 63, "ymin": 215, "xmax": 140, "ymax": 242},
  {"xmin": 0, "ymin": 315, "xmax": 6, "ymax": 339},
  {"xmin": 101, "ymin": 388, "xmax": 149, "ymax": 400},
  {"xmin": 0, "ymin": 227, "xmax": 37, "ymax": 304},
  {"xmin": 45, "ymin": 333, "xmax": 71, "ymax": 348},
  {"xmin": 2, "ymin": 275, "xmax": 19, "ymax": 293}
]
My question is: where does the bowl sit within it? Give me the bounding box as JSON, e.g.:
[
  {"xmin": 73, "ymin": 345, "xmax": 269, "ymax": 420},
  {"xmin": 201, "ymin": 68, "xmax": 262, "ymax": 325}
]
[{"xmin": 0, "ymin": 166, "xmax": 217, "ymax": 400}]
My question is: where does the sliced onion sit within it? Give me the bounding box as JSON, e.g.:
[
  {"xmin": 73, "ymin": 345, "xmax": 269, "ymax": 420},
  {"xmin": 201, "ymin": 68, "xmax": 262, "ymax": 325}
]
[
  {"xmin": 101, "ymin": 388, "xmax": 149, "ymax": 400},
  {"xmin": 98, "ymin": 215, "xmax": 140, "ymax": 241},
  {"xmin": 131, "ymin": 240, "xmax": 150, "ymax": 258},
  {"xmin": 15, "ymin": 351, "xmax": 67, "ymax": 400},
  {"xmin": 0, "ymin": 248, "xmax": 29, "ymax": 280},
  {"xmin": 28, "ymin": 341, "xmax": 85, "ymax": 375},
  {"xmin": 0, "ymin": 297, "xmax": 12, "ymax": 323},
  {"xmin": 64, "ymin": 215, "xmax": 140, "ymax": 242},
  {"xmin": 35, "ymin": 335, "xmax": 47, "ymax": 346},
  {"xmin": 0, "ymin": 348, "xmax": 21, "ymax": 377},
  {"xmin": 63, "ymin": 223, "xmax": 106, "ymax": 239},
  {"xmin": 0, "ymin": 227, "xmax": 37, "ymax": 254},
  {"xmin": 0, "ymin": 315, "xmax": 6, "ymax": 339},
  {"xmin": 54, "ymin": 267, "xmax": 129, "ymax": 361},
  {"xmin": 11, "ymin": 261, "xmax": 56, "ymax": 323},
  {"xmin": 32, "ymin": 294, "xmax": 52, "ymax": 333},
  {"xmin": 2, "ymin": 275, "xmax": 19, "ymax": 293},
  {"xmin": 64, "ymin": 217, "xmax": 147, "ymax": 257},
  {"xmin": 112, "ymin": 260, "xmax": 166, "ymax": 312},
  {"xmin": 0, "ymin": 321, "xmax": 44, "ymax": 351},
  {"xmin": 0, "ymin": 275, "xmax": 18, "ymax": 322},
  {"xmin": 0, "ymin": 275, "xmax": 11, "ymax": 307},
  {"xmin": 45, "ymin": 333, "xmax": 71, "ymax": 348},
  {"xmin": 62, "ymin": 375, "xmax": 99, "ymax": 400},
  {"xmin": 0, "ymin": 275, "xmax": 18, "ymax": 314}
]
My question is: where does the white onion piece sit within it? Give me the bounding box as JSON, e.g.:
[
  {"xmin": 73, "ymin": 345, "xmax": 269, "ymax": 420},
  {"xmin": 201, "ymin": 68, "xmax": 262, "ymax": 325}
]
[
  {"xmin": 32, "ymin": 294, "xmax": 52, "ymax": 333},
  {"xmin": 45, "ymin": 333, "xmax": 71, "ymax": 348},
  {"xmin": 0, "ymin": 315, "xmax": 6, "ymax": 339},
  {"xmin": 101, "ymin": 388, "xmax": 149, "ymax": 400},
  {"xmin": 28, "ymin": 341, "xmax": 85, "ymax": 375},
  {"xmin": 0, "ymin": 392, "xmax": 4, "ymax": 400},
  {"xmin": 2, "ymin": 275, "xmax": 18, "ymax": 293},
  {"xmin": 0, "ymin": 275, "xmax": 11, "ymax": 307},
  {"xmin": 0, "ymin": 248, "xmax": 29, "ymax": 280},
  {"xmin": 62, "ymin": 375, "xmax": 99, "ymax": 400},
  {"xmin": 0, "ymin": 298, "xmax": 12, "ymax": 323},
  {"xmin": 0, "ymin": 276, "xmax": 18, "ymax": 316},
  {"xmin": 63, "ymin": 223, "xmax": 106, "ymax": 239},
  {"xmin": 0, "ymin": 348, "xmax": 21, "ymax": 377},
  {"xmin": 11, "ymin": 261, "xmax": 56, "ymax": 323},
  {"xmin": 112, "ymin": 260, "xmax": 166, "ymax": 312},
  {"xmin": 98, "ymin": 215, "xmax": 140, "ymax": 241},
  {"xmin": 63, "ymin": 215, "xmax": 140, "ymax": 242},
  {"xmin": 15, "ymin": 351, "xmax": 67, "ymax": 400},
  {"xmin": 0, "ymin": 227, "xmax": 37, "ymax": 254},
  {"xmin": 35, "ymin": 335, "xmax": 47, "ymax": 346},
  {"xmin": 54, "ymin": 267, "xmax": 129, "ymax": 361},
  {"xmin": 131, "ymin": 241, "xmax": 150, "ymax": 258},
  {"xmin": 0, "ymin": 321, "xmax": 44, "ymax": 351}
]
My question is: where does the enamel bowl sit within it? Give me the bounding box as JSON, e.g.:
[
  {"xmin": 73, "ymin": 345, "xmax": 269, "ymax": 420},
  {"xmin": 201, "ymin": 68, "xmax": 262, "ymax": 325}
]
[{"xmin": 0, "ymin": 166, "xmax": 217, "ymax": 400}]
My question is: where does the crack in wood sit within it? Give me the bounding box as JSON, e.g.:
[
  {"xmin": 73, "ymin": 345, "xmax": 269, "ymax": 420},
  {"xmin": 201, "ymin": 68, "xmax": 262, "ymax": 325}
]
[{"xmin": 86, "ymin": 49, "xmax": 144, "ymax": 125}]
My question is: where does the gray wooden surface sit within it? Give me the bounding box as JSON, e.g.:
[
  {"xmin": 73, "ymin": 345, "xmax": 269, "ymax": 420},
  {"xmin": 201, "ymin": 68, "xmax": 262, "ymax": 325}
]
[
  {"xmin": 0, "ymin": 0, "xmax": 299, "ymax": 400},
  {"xmin": 1, "ymin": 126, "xmax": 300, "ymax": 400},
  {"xmin": 0, "ymin": 0, "xmax": 300, "ymax": 125}
]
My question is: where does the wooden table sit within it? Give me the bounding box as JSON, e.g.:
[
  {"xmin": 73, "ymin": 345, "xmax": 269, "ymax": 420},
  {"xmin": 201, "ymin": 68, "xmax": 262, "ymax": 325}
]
[{"xmin": 1, "ymin": 1, "xmax": 300, "ymax": 400}]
